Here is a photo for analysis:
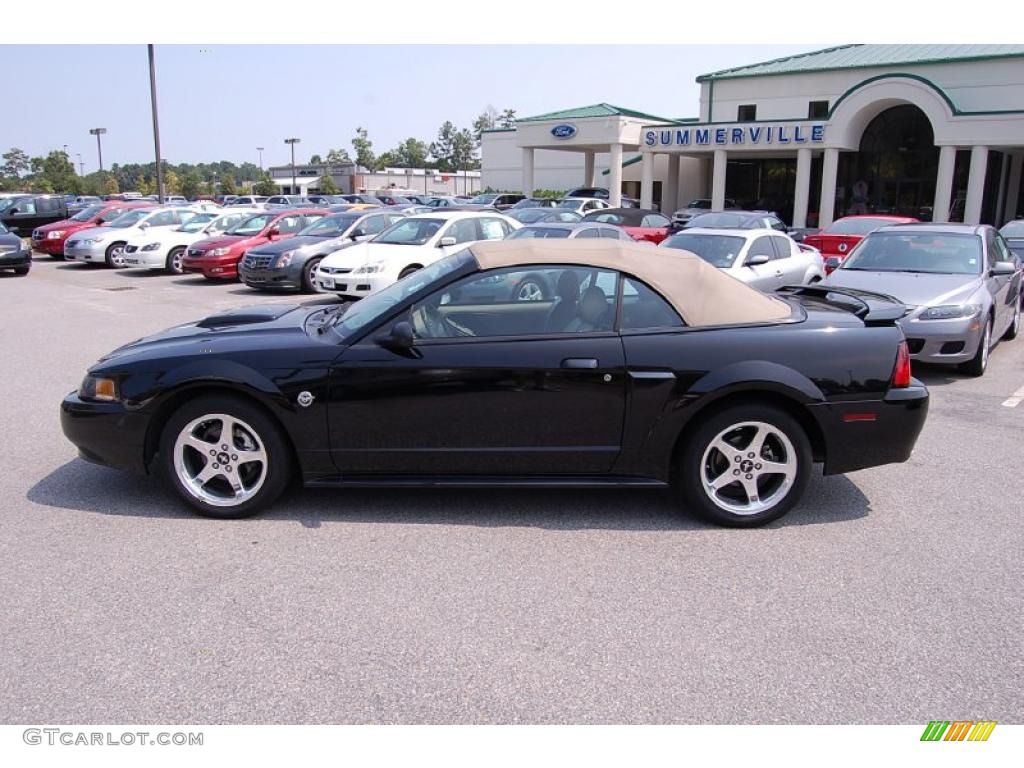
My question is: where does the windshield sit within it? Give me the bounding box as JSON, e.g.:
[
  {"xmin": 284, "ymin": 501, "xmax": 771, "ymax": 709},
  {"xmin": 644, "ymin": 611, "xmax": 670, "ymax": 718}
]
[
  {"xmin": 226, "ymin": 213, "xmax": 274, "ymax": 236},
  {"xmin": 0, "ymin": 198, "xmax": 19, "ymax": 212},
  {"xmin": 686, "ymin": 199, "xmax": 712, "ymax": 209},
  {"xmin": 509, "ymin": 209, "xmax": 552, "ymax": 224},
  {"xmin": 685, "ymin": 212, "xmax": 748, "ymax": 229},
  {"xmin": 1000, "ymin": 221, "xmax": 1024, "ymax": 238},
  {"xmin": 507, "ymin": 227, "xmax": 572, "ymax": 239},
  {"xmin": 826, "ymin": 217, "xmax": 901, "ymax": 236},
  {"xmin": 555, "ymin": 200, "xmax": 581, "ymax": 209},
  {"xmin": 468, "ymin": 194, "xmax": 497, "ymax": 204},
  {"xmin": 373, "ymin": 217, "xmax": 445, "ymax": 245},
  {"xmin": 301, "ymin": 214, "xmax": 360, "ymax": 237},
  {"xmin": 662, "ymin": 233, "xmax": 745, "ymax": 268},
  {"xmin": 177, "ymin": 214, "xmax": 217, "ymax": 233},
  {"xmin": 105, "ymin": 210, "xmax": 151, "ymax": 228},
  {"xmin": 841, "ymin": 232, "xmax": 983, "ymax": 275},
  {"xmin": 71, "ymin": 204, "xmax": 107, "ymax": 222},
  {"xmin": 331, "ymin": 250, "xmax": 476, "ymax": 337}
]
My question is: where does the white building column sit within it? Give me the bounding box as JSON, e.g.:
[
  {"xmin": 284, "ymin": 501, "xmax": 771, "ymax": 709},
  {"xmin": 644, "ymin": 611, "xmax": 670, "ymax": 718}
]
[
  {"xmin": 818, "ymin": 148, "xmax": 840, "ymax": 229},
  {"xmin": 522, "ymin": 147, "xmax": 535, "ymax": 196},
  {"xmin": 711, "ymin": 149, "xmax": 728, "ymax": 212},
  {"xmin": 1005, "ymin": 154, "xmax": 1022, "ymax": 222},
  {"xmin": 664, "ymin": 154, "xmax": 680, "ymax": 215},
  {"xmin": 608, "ymin": 143, "xmax": 623, "ymax": 208},
  {"xmin": 964, "ymin": 145, "xmax": 989, "ymax": 225},
  {"xmin": 584, "ymin": 151, "xmax": 596, "ymax": 187},
  {"xmin": 640, "ymin": 152, "xmax": 655, "ymax": 210},
  {"xmin": 932, "ymin": 145, "xmax": 958, "ymax": 223},
  {"xmin": 792, "ymin": 147, "xmax": 813, "ymax": 229}
]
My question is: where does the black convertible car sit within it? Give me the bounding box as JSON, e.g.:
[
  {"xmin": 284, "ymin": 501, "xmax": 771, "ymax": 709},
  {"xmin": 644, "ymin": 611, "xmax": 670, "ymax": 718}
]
[{"xmin": 61, "ymin": 240, "xmax": 929, "ymax": 527}]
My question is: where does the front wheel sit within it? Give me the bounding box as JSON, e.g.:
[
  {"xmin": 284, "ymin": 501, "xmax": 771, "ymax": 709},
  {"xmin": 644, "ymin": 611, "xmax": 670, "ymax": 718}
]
[
  {"xmin": 960, "ymin": 317, "xmax": 992, "ymax": 376},
  {"xmin": 104, "ymin": 241, "xmax": 127, "ymax": 268},
  {"xmin": 159, "ymin": 395, "xmax": 293, "ymax": 518},
  {"xmin": 14, "ymin": 265, "xmax": 30, "ymax": 276},
  {"xmin": 398, "ymin": 265, "xmax": 420, "ymax": 279},
  {"xmin": 513, "ymin": 275, "xmax": 547, "ymax": 301},
  {"xmin": 676, "ymin": 405, "xmax": 812, "ymax": 527},
  {"xmin": 165, "ymin": 246, "xmax": 186, "ymax": 275},
  {"xmin": 301, "ymin": 257, "xmax": 323, "ymax": 293}
]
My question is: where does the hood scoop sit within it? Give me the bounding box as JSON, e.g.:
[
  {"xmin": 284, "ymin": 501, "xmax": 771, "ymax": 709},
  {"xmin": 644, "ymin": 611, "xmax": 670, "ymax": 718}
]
[{"xmin": 197, "ymin": 304, "xmax": 299, "ymax": 328}]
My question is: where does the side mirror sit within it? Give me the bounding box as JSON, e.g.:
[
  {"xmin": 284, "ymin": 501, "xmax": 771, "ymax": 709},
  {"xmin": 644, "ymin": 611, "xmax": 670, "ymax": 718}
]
[
  {"xmin": 350, "ymin": 228, "xmax": 366, "ymax": 239},
  {"xmin": 139, "ymin": 222, "xmax": 150, "ymax": 230},
  {"xmin": 9, "ymin": 207, "xmax": 21, "ymax": 215},
  {"xmin": 438, "ymin": 236, "xmax": 457, "ymax": 247},
  {"xmin": 267, "ymin": 227, "xmax": 280, "ymax": 240},
  {"xmin": 376, "ymin": 320, "xmax": 416, "ymax": 353},
  {"xmin": 746, "ymin": 254, "xmax": 771, "ymax": 267},
  {"xmin": 990, "ymin": 260, "xmax": 1016, "ymax": 276}
]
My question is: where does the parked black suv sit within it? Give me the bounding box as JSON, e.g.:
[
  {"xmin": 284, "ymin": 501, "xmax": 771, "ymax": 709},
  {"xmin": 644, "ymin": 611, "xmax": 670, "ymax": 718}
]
[{"xmin": 0, "ymin": 194, "xmax": 69, "ymax": 235}]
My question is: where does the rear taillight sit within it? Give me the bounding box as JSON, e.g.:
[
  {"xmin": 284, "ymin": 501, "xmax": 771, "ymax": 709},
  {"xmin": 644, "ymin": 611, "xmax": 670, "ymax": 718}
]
[{"xmin": 891, "ymin": 341, "xmax": 911, "ymax": 388}]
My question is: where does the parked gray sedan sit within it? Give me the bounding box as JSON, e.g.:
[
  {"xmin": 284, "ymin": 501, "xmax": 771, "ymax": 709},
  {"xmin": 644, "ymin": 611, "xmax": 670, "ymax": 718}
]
[{"xmin": 823, "ymin": 223, "xmax": 1021, "ymax": 376}]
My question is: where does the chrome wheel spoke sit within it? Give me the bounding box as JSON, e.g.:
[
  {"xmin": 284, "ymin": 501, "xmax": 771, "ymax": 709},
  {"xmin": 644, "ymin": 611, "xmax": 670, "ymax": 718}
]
[
  {"xmin": 711, "ymin": 438, "xmax": 741, "ymax": 463},
  {"xmin": 184, "ymin": 434, "xmax": 216, "ymax": 454},
  {"xmin": 708, "ymin": 471, "xmax": 737, "ymax": 491},
  {"xmin": 739, "ymin": 476, "xmax": 760, "ymax": 504},
  {"xmin": 193, "ymin": 462, "xmax": 220, "ymax": 486},
  {"xmin": 760, "ymin": 459, "xmax": 795, "ymax": 479},
  {"xmin": 746, "ymin": 425, "xmax": 768, "ymax": 458}
]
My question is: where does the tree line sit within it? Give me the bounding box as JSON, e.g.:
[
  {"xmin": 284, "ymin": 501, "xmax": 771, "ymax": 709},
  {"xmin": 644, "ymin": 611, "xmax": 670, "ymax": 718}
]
[{"xmin": 0, "ymin": 105, "xmax": 517, "ymax": 197}]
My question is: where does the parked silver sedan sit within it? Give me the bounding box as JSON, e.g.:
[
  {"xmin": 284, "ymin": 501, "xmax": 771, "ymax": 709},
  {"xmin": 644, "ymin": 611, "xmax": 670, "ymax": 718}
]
[
  {"xmin": 823, "ymin": 223, "xmax": 1021, "ymax": 376},
  {"xmin": 660, "ymin": 227, "xmax": 824, "ymax": 291}
]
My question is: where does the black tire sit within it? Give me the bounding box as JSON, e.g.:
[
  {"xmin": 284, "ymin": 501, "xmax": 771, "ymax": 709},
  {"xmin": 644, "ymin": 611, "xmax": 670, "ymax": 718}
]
[
  {"xmin": 675, "ymin": 404, "xmax": 812, "ymax": 528},
  {"xmin": 158, "ymin": 394, "xmax": 293, "ymax": 519},
  {"xmin": 165, "ymin": 246, "xmax": 186, "ymax": 275},
  {"xmin": 960, "ymin": 316, "xmax": 992, "ymax": 376},
  {"xmin": 14, "ymin": 265, "xmax": 30, "ymax": 276},
  {"xmin": 1001, "ymin": 295, "xmax": 1020, "ymax": 341},
  {"xmin": 301, "ymin": 256, "xmax": 323, "ymax": 293},
  {"xmin": 104, "ymin": 241, "xmax": 127, "ymax": 268},
  {"xmin": 398, "ymin": 265, "xmax": 420, "ymax": 279},
  {"xmin": 49, "ymin": 253, "xmax": 65, "ymax": 261}
]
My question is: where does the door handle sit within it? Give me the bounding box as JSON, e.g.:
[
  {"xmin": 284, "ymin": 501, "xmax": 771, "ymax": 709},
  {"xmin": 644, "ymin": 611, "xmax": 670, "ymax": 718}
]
[{"xmin": 561, "ymin": 358, "xmax": 598, "ymax": 369}]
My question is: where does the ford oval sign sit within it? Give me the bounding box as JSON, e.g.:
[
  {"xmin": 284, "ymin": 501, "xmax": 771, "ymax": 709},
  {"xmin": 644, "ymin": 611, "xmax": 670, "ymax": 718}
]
[{"xmin": 551, "ymin": 124, "xmax": 577, "ymax": 139}]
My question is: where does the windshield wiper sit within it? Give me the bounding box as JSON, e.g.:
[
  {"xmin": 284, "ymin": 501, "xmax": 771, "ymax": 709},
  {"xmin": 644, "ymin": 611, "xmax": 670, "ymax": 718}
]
[{"xmin": 319, "ymin": 302, "xmax": 353, "ymax": 333}]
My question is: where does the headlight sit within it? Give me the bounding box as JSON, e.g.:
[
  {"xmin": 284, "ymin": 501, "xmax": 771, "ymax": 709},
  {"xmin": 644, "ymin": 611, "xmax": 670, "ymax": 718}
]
[
  {"xmin": 79, "ymin": 375, "xmax": 119, "ymax": 402},
  {"xmin": 918, "ymin": 304, "xmax": 981, "ymax": 320},
  {"xmin": 276, "ymin": 250, "xmax": 296, "ymax": 267},
  {"xmin": 141, "ymin": 243, "xmax": 161, "ymax": 251},
  {"xmin": 83, "ymin": 237, "xmax": 103, "ymax": 245},
  {"xmin": 47, "ymin": 230, "xmax": 65, "ymax": 239},
  {"xmin": 208, "ymin": 247, "xmax": 231, "ymax": 257},
  {"xmin": 353, "ymin": 260, "xmax": 385, "ymax": 274}
]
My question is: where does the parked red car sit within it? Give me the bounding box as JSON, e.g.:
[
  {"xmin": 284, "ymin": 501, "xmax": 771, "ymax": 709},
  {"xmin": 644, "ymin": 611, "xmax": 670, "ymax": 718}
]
[
  {"xmin": 32, "ymin": 201, "xmax": 154, "ymax": 258},
  {"xmin": 804, "ymin": 215, "xmax": 918, "ymax": 273},
  {"xmin": 581, "ymin": 208, "xmax": 674, "ymax": 244},
  {"xmin": 182, "ymin": 208, "xmax": 327, "ymax": 279}
]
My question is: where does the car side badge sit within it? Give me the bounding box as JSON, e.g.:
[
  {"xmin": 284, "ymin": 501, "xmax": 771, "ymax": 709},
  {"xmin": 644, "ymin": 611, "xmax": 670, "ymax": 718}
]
[{"xmin": 297, "ymin": 391, "xmax": 315, "ymax": 408}]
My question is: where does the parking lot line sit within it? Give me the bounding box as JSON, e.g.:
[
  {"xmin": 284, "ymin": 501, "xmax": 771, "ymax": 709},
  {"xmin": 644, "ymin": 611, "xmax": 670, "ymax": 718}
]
[{"xmin": 1001, "ymin": 386, "xmax": 1024, "ymax": 408}]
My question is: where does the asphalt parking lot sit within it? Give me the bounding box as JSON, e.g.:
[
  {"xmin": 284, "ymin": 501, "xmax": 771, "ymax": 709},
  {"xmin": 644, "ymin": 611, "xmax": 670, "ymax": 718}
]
[{"xmin": 1, "ymin": 253, "xmax": 1022, "ymax": 725}]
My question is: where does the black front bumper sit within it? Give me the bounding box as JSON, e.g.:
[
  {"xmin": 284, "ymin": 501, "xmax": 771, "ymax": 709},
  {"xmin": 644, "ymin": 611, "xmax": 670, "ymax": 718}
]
[
  {"xmin": 808, "ymin": 380, "xmax": 930, "ymax": 475},
  {"xmin": 60, "ymin": 393, "xmax": 149, "ymax": 474},
  {"xmin": 239, "ymin": 263, "xmax": 304, "ymax": 291},
  {"xmin": 0, "ymin": 247, "xmax": 31, "ymax": 269}
]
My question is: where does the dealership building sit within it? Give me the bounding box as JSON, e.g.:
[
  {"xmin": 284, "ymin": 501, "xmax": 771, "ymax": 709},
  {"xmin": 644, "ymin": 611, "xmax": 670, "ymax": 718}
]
[{"xmin": 481, "ymin": 44, "xmax": 1024, "ymax": 227}]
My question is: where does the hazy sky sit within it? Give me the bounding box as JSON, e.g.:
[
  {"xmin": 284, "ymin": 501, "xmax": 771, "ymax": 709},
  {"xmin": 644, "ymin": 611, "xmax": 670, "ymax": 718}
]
[{"xmin": 3, "ymin": 44, "xmax": 824, "ymax": 171}]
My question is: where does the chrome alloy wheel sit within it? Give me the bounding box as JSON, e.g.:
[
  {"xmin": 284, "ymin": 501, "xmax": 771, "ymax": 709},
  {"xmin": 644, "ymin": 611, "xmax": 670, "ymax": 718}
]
[
  {"xmin": 516, "ymin": 280, "xmax": 544, "ymax": 301},
  {"xmin": 109, "ymin": 244, "xmax": 126, "ymax": 267},
  {"xmin": 700, "ymin": 420, "xmax": 798, "ymax": 515},
  {"xmin": 173, "ymin": 413, "xmax": 268, "ymax": 507}
]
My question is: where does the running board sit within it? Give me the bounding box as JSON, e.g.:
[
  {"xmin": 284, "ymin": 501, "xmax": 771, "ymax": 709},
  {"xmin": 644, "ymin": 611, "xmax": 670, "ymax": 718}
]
[{"xmin": 304, "ymin": 475, "xmax": 669, "ymax": 489}]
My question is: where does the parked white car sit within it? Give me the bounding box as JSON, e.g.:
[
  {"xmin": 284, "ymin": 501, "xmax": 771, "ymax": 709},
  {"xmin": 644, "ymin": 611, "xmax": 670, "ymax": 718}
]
[
  {"xmin": 660, "ymin": 227, "xmax": 824, "ymax": 291},
  {"xmin": 122, "ymin": 208, "xmax": 262, "ymax": 274},
  {"xmin": 316, "ymin": 211, "xmax": 520, "ymax": 298},
  {"xmin": 556, "ymin": 197, "xmax": 612, "ymax": 216},
  {"xmin": 65, "ymin": 207, "xmax": 207, "ymax": 268}
]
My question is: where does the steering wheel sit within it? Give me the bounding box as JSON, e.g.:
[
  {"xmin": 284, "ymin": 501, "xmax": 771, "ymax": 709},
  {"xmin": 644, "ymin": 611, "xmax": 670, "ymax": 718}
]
[{"xmin": 412, "ymin": 301, "xmax": 474, "ymax": 338}]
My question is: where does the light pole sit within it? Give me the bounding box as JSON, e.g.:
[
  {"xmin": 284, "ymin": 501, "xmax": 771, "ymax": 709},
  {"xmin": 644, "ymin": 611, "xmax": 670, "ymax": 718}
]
[
  {"xmin": 89, "ymin": 128, "xmax": 107, "ymax": 172},
  {"xmin": 77, "ymin": 154, "xmax": 84, "ymax": 176},
  {"xmin": 257, "ymin": 147, "xmax": 265, "ymax": 172},
  {"xmin": 147, "ymin": 45, "xmax": 165, "ymax": 203},
  {"xmin": 284, "ymin": 138, "xmax": 300, "ymax": 195}
]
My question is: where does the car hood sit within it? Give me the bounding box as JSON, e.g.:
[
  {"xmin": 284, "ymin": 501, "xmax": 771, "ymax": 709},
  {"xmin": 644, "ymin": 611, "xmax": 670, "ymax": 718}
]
[
  {"xmin": 90, "ymin": 302, "xmax": 334, "ymax": 370},
  {"xmin": 320, "ymin": 241, "xmax": 424, "ymax": 268},
  {"xmin": 0, "ymin": 232, "xmax": 22, "ymax": 248},
  {"xmin": 190, "ymin": 234, "xmax": 249, "ymax": 251},
  {"xmin": 248, "ymin": 235, "xmax": 324, "ymax": 256},
  {"xmin": 823, "ymin": 269, "xmax": 983, "ymax": 306},
  {"xmin": 71, "ymin": 225, "xmax": 125, "ymax": 241},
  {"xmin": 37, "ymin": 217, "xmax": 86, "ymax": 232}
]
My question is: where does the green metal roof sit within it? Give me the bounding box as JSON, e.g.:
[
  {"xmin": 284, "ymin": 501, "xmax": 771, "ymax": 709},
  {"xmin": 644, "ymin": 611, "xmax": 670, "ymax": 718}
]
[
  {"xmin": 600, "ymin": 156, "xmax": 642, "ymax": 175},
  {"xmin": 698, "ymin": 44, "xmax": 1024, "ymax": 81},
  {"xmin": 517, "ymin": 103, "xmax": 675, "ymax": 123}
]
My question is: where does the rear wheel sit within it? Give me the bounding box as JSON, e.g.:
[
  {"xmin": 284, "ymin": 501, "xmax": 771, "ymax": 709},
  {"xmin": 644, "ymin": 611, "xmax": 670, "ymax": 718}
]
[
  {"xmin": 676, "ymin": 404, "xmax": 812, "ymax": 527},
  {"xmin": 165, "ymin": 246, "xmax": 186, "ymax": 275},
  {"xmin": 49, "ymin": 253, "xmax": 65, "ymax": 261},
  {"xmin": 104, "ymin": 241, "xmax": 127, "ymax": 268},
  {"xmin": 1002, "ymin": 296, "xmax": 1020, "ymax": 341},
  {"xmin": 14, "ymin": 265, "xmax": 30, "ymax": 276},
  {"xmin": 960, "ymin": 317, "xmax": 992, "ymax": 376},
  {"xmin": 301, "ymin": 257, "xmax": 323, "ymax": 293},
  {"xmin": 398, "ymin": 265, "xmax": 420, "ymax": 279},
  {"xmin": 159, "ymin": 395, "xmax": 292, "ymax": 519},
  {"xmin": 514, "ymin": 275, "xmax": 547, "ymax": 301}
]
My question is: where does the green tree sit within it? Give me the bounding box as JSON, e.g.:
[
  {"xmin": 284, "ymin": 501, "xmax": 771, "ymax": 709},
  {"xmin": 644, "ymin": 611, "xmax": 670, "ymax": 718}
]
[
  {"xmin": 164, "ymin": 169, "xmax": 181, "ymax": 195},
  {"xmin": 352, "ymin": 127, "xmax": 376, "ymax": 171},
  {"xmin": 326, "ymin": 148, "xmax": 351, "ymax": 164},
  {"xmin": 180, "ymin": 171, "xmax": 202, "ymax": 200},
  {"xmin": 429, "ymin": 121, "xmax": 457, "ymax": 172},
  {"xmin": 2, "ymin": 148, "xmax": 30, "ymax": 179},
  {"xmin": 137, "ymin": 176, "xmax": 153, "ymax": 196},
  {"xmin": 30, "ymin": 177, "xmax": 54, "ymax": 193},
  {"xmin": 220, "ymin": 174, "xmax": 237, "ymax": 195},
  {"xmin": 317, "ymin": 174, "xmax": 339, "ymax": 194},
  {"xmin": 103, "ymin": 175, "xmax": 120, "ymax": 195},
  {"xmin": 452, "ymin": 128, "xmax": 477, "ymax": 171},
  {"xmin": 499, "ymin": 108, "xmax": 517, "ymax": 129},
  {"xmin": 395, "ymin": 138, "xmax": 428, "ymax": 168},
  {"xmin": 472, "ymin": 105, "xmax": 498, "ymax": 143},
  {"xmin": 309, "ymin": 154, "xmax": 323, "ymax": 164},
  {"xmin": 253, "ymin": 173, "xmax": 277, "ymax": 196},
  {"xmin": 33, "ymin": 150, "xmax": 77, "ymax": 193}
]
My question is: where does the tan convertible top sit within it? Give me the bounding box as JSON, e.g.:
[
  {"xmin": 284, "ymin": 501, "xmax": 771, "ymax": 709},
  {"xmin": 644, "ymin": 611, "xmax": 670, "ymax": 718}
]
[{"xmin": 471, "ymin": 239, "xmax": 793, "ymax": 327}]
